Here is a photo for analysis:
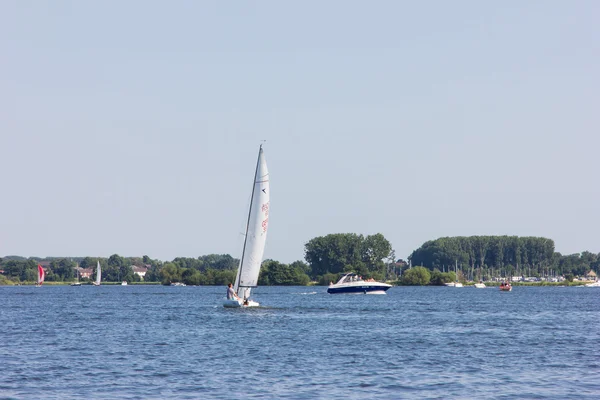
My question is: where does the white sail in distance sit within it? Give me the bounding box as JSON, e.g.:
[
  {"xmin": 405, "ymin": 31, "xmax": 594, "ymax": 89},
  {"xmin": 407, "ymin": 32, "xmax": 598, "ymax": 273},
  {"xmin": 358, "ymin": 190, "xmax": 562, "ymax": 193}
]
[
  {"xmin": 96, "ymin": 260, "xmax": 101, "ymax": 285},
  {"xmin": 234, "ymin": 145, "xmax": 269, "ymax": 300}
]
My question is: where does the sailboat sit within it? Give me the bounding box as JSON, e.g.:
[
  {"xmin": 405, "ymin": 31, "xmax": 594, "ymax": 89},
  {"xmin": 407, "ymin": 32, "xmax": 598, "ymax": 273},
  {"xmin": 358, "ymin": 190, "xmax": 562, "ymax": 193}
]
[
  {"xmin": 93, "ymin": 260, "xmax": 101, "ymax": 286},
  {"xmin": 454, "ymin": 260, "xmax": 463, "ymax": 288},
  {"xmin": 223, "ymin": 145, "xmax": 270, "ymax": 308},
  {"xmin": 71, "ymin": 266, "xmax": 82, "ymax": 286},
  {"xmin": 35, "ymin": 264, "xmax": 45, "ymax": 287}
]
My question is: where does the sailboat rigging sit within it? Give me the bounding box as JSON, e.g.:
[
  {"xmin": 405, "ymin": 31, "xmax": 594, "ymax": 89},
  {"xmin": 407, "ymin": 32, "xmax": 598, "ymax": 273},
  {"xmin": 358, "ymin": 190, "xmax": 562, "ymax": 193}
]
[{"xmin": 224, "ymin": 145, "xmax": 270, "ymax": 308}]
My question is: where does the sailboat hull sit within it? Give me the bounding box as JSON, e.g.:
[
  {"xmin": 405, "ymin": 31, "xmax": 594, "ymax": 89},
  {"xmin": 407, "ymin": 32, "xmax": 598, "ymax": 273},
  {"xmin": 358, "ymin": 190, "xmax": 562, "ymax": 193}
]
[{"xmin": 222, "ymin": 299, "xmax": 260, "ymax": 308}]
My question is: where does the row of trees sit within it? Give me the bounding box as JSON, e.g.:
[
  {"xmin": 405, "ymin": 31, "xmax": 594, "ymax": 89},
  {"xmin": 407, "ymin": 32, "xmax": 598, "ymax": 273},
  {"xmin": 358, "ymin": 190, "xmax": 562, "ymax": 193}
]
[
  {"xmin": 2, "ymin": 234, "xmax": 597, "ymax": 286},
  {"xmin": 0, "ymin": 254, "xmax": 313, "ymax": 286},
  {"xmin": 408, "ymin": 236, "xmax": 599, "ymax": 278}
]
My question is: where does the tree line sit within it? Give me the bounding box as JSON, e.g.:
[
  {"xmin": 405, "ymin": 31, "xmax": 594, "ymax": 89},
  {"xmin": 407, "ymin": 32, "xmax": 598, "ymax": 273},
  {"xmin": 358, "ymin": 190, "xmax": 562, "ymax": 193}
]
[
  {"xmin": 408, "ymin": 236, "xmax": 599, "ymax": 280},
  {"xmin": 1, "ymin": 234, "xmax": 597, "ymax": 286}
]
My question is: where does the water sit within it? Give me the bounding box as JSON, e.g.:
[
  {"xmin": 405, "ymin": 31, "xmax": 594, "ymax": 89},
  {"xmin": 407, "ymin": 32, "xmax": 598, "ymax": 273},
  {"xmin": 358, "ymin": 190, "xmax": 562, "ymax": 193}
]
[{"xmin": 1, "ymin": 285, "xmax": 599, "ymax": 399}]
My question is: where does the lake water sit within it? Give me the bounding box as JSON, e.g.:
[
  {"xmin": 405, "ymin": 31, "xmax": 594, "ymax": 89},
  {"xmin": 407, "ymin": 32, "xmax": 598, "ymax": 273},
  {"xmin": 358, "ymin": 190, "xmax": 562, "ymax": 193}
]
[{"xmin": 1, "ymin": 285, "xmax": 599, "ymax": 399}]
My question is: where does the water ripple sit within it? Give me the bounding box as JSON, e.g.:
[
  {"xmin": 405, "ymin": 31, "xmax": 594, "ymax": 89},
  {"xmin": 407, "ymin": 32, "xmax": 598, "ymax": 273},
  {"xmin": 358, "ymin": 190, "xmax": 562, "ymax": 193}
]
[{"xmin": 1, "ymin": 285, "xmax": 599, "ymax": 399}]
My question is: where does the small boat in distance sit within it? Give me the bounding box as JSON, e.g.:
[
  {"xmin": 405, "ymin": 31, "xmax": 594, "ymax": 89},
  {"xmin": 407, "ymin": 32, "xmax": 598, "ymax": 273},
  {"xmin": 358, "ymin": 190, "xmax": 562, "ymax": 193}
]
[
  {"xmin": 93, "ymin": 260, "xmax": 101, "ymax": 286},
  {"xmin": 499, "ymin": 281, "xmax": 512, "ymax": 291},
  {"xmin": 224, "ymin": 144, "xmax": 270, "ymax": 308},
  {"xmin": 474, "ymin": 281, "xmax": 486, "ymax": 289},
  {"xmin": 71, "ymin": 266, "xmax": 82, "ymax": 286},
  {"xmin": 327, "ymin": 273, "xmax": 392, "ymax": 294},
  {"xmin": 36, "ymin": 264, "xmax": 45, "ymax": 287},
  {"xmin": 453, "ymin": 261, "xmax": 463, "ymax": 287},
  {"xmin": 170, "ymin": 282, "xmax": 186, "ymax": 287},
  {"xmin": 585, "ymin": 281, "xmax": 600, "ymax": 287},
  {"xmin": 121, "ymin": 281, "xmax": 128, "ymax": 286}
]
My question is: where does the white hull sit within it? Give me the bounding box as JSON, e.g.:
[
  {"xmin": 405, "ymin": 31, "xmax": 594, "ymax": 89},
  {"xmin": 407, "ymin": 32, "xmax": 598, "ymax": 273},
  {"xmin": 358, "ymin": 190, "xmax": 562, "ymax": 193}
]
[
  {"xmin": 474, "ymin": 283, "xmax": 486, "ymax": 289},
  {"xmin": 585, "ymin": 281, "xmax": 600, "ymax": 287},
  {"xmin": 223, "ymin": 299, "xmax": 260, "ymax": 308},
  {"xmin": 454, "ymin": 283, "xmax": 463, "ymax": 288},
  {"xmin": 445, "ymin": 282, "xmax": 455, "ymax": 287}
]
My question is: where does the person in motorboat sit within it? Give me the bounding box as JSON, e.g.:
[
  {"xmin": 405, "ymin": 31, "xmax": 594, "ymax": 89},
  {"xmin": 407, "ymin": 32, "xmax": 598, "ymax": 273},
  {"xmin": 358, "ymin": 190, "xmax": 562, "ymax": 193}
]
[{"xmin": 227, "ymin": 283, "xmax": 241, "ymax": 301}]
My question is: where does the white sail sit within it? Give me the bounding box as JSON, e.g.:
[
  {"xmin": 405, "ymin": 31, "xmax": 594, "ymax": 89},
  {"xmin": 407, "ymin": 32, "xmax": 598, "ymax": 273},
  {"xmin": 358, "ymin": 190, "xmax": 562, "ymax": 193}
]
[
  {"xmin": 234, "ymin": 145, "xmax": 269, "ymax": 300},
  {"xmin": 96, "ymin": 260, "xmax": 101, "ymax": 285}
]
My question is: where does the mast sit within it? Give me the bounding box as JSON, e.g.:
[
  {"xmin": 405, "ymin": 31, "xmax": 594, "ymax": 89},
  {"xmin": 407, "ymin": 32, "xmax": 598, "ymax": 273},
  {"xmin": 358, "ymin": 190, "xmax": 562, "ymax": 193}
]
[{"xmin": 234, "ymin": 144, "xmax": 263, "ymax": 294}]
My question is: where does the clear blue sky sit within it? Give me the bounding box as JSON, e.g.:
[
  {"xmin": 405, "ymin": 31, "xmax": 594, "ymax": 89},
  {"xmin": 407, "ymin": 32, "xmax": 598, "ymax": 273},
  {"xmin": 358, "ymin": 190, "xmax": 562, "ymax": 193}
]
[{"xmin": 1, "ymin": 1, "xmax": 598, "ymax": 262}]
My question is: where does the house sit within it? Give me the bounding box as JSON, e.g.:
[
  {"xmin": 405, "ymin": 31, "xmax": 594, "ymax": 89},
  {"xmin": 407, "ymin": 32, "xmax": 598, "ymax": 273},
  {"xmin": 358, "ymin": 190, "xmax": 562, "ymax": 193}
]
[
  {"xmin": 39, "ymin": 261, "xmax": 52, "ymax": 271},
  {"xmin": 78, "ymin": 268, "xmax": 93, "ymax": 279},
  {"xmin": 586, "ymin": 270, "xmax": 597, "ymax": 281},
  {"xmin": 132, "ymin": 265, "xmax": 148, "ymax": 280}
]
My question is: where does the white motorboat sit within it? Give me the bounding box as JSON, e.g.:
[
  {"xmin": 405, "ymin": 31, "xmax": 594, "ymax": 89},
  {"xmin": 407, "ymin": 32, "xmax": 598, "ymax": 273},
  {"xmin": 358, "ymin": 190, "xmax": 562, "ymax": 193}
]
[
  {"xmin": 121, "ymin": 281, "xmax": 128, "ymax": 286},
  {"xmin": 224, "ymin": 145, "xmax": 270, "ymax": 308},
  {"xmin": 474, "ymin": 281, "xmax": 486, "ymax": 289},
  {"xmin": 327, "ymin": 273, "xmax": 391, "ymax": 294}
]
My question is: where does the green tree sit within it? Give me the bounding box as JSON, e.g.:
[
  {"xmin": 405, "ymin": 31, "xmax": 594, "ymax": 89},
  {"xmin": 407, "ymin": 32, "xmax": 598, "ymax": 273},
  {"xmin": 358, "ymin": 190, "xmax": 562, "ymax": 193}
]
[
  {"xmin": 305, "ymin": 233, "xmax": 393, "ymax": 278},
  {"xmin": 51, "ymin": 258, "xmax": 76, "ymax": 281},
  {"xmin": 401, "ymin": 266, "xmax": 431, "ymax": 286},
  {"xmin": 259, "ymin": 260, "xmax": 310, "ymax": 285},
  {"xmin": 160, "ymin": 262, "xmax": 182, "ymax": 285}
]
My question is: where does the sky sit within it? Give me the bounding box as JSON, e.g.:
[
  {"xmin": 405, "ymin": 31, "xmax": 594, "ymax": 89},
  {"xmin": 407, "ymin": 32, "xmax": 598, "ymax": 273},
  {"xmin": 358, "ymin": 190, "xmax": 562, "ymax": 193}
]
[{"xmin": 1, "ymin": 1, "xmax": 598, "ymax": 263}]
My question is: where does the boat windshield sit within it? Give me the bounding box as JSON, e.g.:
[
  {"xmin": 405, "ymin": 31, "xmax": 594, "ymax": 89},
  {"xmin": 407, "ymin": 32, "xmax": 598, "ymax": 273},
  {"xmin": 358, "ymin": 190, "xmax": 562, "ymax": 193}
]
[{"xmin": 336, "ymin": 274, "xmax": 362, "ymax": 284}]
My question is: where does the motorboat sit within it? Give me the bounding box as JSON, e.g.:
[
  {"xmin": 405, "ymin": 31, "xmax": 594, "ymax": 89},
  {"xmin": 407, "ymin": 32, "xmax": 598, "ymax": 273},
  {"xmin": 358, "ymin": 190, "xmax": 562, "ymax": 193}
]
[
  {"xmin": 327, "ymin": 273, "xmax": 392, "ymax": 294},
  {"xmin": 499, "ymin": 282, "xmax": 512, "ymax": 291},
  {"xmin": 170, "ymin": 282, "xmax": 186, "ymax": 287},
  {"xmin": 474, "ymin": 281, "xmax": 486, "ymax": 289},
  {"xmin": 121, "ymin": 281, "xmax": 128, "ymax": 286}
]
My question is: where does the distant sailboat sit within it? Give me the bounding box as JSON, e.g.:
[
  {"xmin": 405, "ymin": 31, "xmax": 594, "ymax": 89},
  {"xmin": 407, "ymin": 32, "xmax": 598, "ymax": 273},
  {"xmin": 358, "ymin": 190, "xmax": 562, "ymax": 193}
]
[
  {"xmin": 93, "ymin": 260, "xmax": 101, "ymax": 286},
  {"xmin": 36, "ymin": 264, "xmax": 45, "ymax": 287},
  {"xmin": 223, "ymin": 144, "xmax": 270, "ymax": 308},
  {"xmin": 454, "ymin": 260, "xmax": 463, "ymax": 288},
  {"xmin": 71, "ymin": 264, "xmax": 82, "ymax": 286}
]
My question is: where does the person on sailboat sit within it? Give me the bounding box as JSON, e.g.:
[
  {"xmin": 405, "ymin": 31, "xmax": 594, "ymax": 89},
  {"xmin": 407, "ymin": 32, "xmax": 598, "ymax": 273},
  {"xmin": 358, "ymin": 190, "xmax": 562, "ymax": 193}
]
[{"xmin": 227, "ymin": 283, "xmax": 240, "ymax": 301}]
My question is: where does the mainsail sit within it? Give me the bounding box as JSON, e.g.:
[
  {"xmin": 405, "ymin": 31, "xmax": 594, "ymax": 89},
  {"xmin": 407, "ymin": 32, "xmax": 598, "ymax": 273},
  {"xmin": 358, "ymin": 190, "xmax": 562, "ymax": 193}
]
[
  {"xmin": 37, "ymin": 264, "xmax": 45, "ymax": 286},
  {"xmin": 234, "ymin": 145, "xmax": 270, "ymax": 300},
  {"xmin": 95, "ymin": 260, "xmax": 101, "ymax": 285}
]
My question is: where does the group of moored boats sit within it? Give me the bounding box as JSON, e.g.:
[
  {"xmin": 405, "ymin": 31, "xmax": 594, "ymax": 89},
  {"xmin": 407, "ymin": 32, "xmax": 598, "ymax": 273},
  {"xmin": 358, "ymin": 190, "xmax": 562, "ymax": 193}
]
[{"xmin": 445, "ymin": 281, "xmax": 513, "ymax": 291}]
